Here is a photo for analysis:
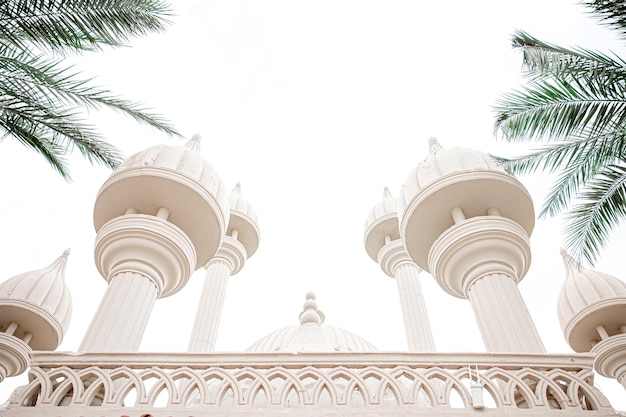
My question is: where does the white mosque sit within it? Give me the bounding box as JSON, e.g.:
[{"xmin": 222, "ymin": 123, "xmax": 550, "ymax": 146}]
[{"xmin": 0, "ymin": 135, "xmax": 625, "ymax": 416}]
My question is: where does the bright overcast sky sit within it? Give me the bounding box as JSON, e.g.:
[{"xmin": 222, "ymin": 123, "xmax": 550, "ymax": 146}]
[{"xmin": 1, "ymin": 0, "xmax": 626, "ymax": 409}]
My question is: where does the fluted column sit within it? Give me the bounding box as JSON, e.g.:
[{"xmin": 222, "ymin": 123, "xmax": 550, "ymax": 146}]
[
  {"xmin": 188, "ymin": 237, "xmax": 246, "ymax": 352},
  {"xmin": 80, "ymin": 272, "xmax": 158, "ymax": 351},
  {"xmin": 429, "ymin": 215, "xmax": 545, "ymax": 353},
  {"xmin": 80, "ymin": 214, "xmax": 196, "ymax": 352},
  {"xmin": 379, "ymin": 240, "xmax": 435, "ymax": 351},
  {"xmin": 467, "ymin": 273, "xmax": 544, "ymax": 352}
]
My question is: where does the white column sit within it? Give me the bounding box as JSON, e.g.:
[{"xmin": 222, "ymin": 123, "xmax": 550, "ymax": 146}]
[
  {"xmin": 396, "ymin": 264, "xmax": 436, "ymax": 352},
  {"xmin": 82, "ymin": 214, "xmax": 196, "ymax": 352},
  {"xmin": 187, "ymin": 237, "xmax": 246, "ymax": 352},
  {"xmin": 428, "ymin": 216, "xmax": 545, "ymax": 353},
  {"xmin": 188, "ymin": 262, "xmax": 230, "ymax": 352},
  {"xmin": 467, "ymin": 273, "xmax": 545, "ymax": 353},
  {"xmin": 379, "ymin": 240, "xmax": 436, "ymax": 352},
  {"xmin": 80, "ymin": 272, "xmax": 158, "ymax": 352}
]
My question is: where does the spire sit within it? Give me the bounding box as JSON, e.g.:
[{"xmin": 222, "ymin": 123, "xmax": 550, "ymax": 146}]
[
  {"xmin": 428, "ymin": 137, "xmax": 442, "ymax": 155},
  {"xmin": 233, "ymin": 182, "xmax": 242, "ymax": 195},
  {"xmin": 299, "ymin": 292, "xmax": 323, "ymax": 325},
  {"xmin": 185, "ymin": 133, "xmax": 202, "ymax": 153},
  {"xmin": 382, "ymin": 186, "xmax": 392, "ymax": 200}
]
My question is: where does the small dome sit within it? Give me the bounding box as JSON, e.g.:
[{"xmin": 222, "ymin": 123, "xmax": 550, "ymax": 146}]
[
  {"xmin": 364, "ymin": 187, "xmax": 400, "ymax": 262},
  {"xmin": 246, "ymin": 293, "xmax": 378, "ymax": 353},
  {"xmin": 398, "ymin": 138, "xmax": 502, "ymax": 221},
  {"xmin": 557, "ymin": 249, "xmax": 626, "ymax": 352},
  {"xmin": 399, "ymin": 138, "xmax": 534, "ymax": 271},
  {"xmin": 94, "ymin": 134, "xmax": 230, "ymax": 268},
  {"xmin": 0, "ymin": 250, "xmax": 72, "ymax": 350},
  {"xmin": 226, "ymin": 183, "xmax": 260, "ymax": 258}
]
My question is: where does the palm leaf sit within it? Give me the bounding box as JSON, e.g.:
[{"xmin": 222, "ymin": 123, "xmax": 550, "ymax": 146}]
[
  {"xmin": 495, "ymin": 127, "xmax": 626, "ymax": 218},
  {"xmin": 0, "ymin": 0, "xmax": 172, "ymax": 53},
  {"xmin": 564, "ymin": 162, "xmax": 626, "ymax": 265},
  {"xmin": 511, "ymin": 30, "xmax": 626, "ymax": 82},
  {"xmin": 583, "ymin": 0, "xmax": 626, "ymax": 40},
  {"xmin": 494, "ymin": 76, "xmax": 626, "ymax": 141}
]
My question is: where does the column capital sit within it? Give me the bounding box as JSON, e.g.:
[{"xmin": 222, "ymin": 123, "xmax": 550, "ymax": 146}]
[
  {"xmin": 207, "ymin": 236, "xmax": 248, "ymax": 275},
  {"xmin": 428, "ymin": 216, "xmax": 531, "ymax": 299},
  {"xmin": 94, "ymin": 214, "xmax": 196, "ymax": 298},
  {"xmin": 377, "ymin": 240, "xmax": 420, "ymax": 278}
]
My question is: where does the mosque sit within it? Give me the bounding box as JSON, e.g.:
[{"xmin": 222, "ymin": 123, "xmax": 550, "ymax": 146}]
[{"xmin": 0, "ymin": 135, "xmax": 625, "ymax": 416}]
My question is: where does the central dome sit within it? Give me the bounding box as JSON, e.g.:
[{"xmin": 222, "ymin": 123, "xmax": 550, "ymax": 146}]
[{"xmin": 246, "ymin": 293, "xmax": 378, "ymax": 353}]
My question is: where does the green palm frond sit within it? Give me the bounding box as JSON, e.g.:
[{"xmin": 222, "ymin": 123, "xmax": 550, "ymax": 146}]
[
  {"xmin": 495, "ymin": 127, "xmax": 626, "ymax": 218},
  {"xmin": 0, "ymin": 0, "xmax": 181, "ymax": 180},
  {"xmin": 583, "ymin": 0, "xmax": 626, "ymax": 40},
  {"xmin": 0, "ymin": 47, "xmax": 125, "ymax": 179},
  {"xmin": 0, "ymin": 0, "xmax": 172, "ymax": 53},
  {"xmin": 495, "ymin": 13, "xmax": 626, "ymax": 264},
  {"xmin": 511, "ymin": 30, "xmax": 626, "ymax": 83},
  {"xmin": 495, "ymin": 75, "xmax": 626, "ymax": 141},
  {"xmin": 564, "ymin": 162, "xmax": 626, "ymax": 265}
]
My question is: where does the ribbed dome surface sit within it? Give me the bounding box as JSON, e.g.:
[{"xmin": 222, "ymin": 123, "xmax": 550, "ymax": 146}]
[
  {"xmin": 227, "ymin": 183, "xmax": 260, "ymax": 257},
  {"xmin": 117, "ymin": 135, "xmax": 229, "ymax": 222},
  {"xmin": 94, "ymin": 135, "xmax": 230, "ymax": 268},
  {"xmin": 398, "ymin": 138, "xmax": 500, "ymax": 216},
  {"xmin": 246, "ymin": 293, "xmax": 378, "ymax": 353},
  {"xmin": 364, "ymin": 187, "xmax": 400, "ymax": 262},
  {"xmin": 557, "ymin": 249, "xmax": 626, "ymax": 352},
  {"xmin": 365, "ymin": 187, "xmax": 397, "ymax": 230},
  {"xmin": 0, "ymin": 250, "xmax": 72, "ymax": 350}
]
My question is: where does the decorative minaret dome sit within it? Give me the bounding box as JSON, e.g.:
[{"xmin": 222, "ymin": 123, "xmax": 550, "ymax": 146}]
[
  {"xmin": 364, "ymin": 187, "xmax": 400, "ymax": 261},
  {"xmin": 0, "ymin": 250, "xmax": 72, "ymax": 380},
  {"xmin": 557, "ymin": 249, "xmax": 626, "ymax": 389},
  {"xmin": 188, "ymin": 183, "xmax": 260, "ymax": 352},
  {"xmin": 81, "ymin": 134, "xmax": 229, "ymax": 352},
  {"xmin": 398, "ymin": 137, "xmax": 535, "ymax": 273},
  {"xmin": 227, "ymin": 182, "xmax": 260, "ymax": 259},
  {"xmin": 94, "ymin": 133, "xmax": 229, "ymax": 271},
  {"xmin": 364, "ymin": 187, "xmax": 436, "ymax": 351},
  {"xmin": 246, "ymin": 293, "xmax": 377, "ymax": 353},
  {"xmin": 400, "ymin": 138, "xmax": 544, "ymax": 353}
]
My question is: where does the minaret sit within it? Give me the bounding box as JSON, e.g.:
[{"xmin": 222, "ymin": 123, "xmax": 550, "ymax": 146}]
[
  {"xmin": 80, "ymin": 134, "xmax": 229, "ymax": 352},
  {"xmin": 188, "ymin": 183, "xmax": 260, "ymax": 352},
  {"xmin": 0, "ymin": 250, "xmax": 72, "ymax": 380},
  {"xmin": 364, "ymin": 187, "xmax": 435, "ymax": 351},
  {"xmin": 557, "ymin": 249, "xmax": 626, "ymax": 390},
  {"xmin": 398, "ymin": 138, "xmax": 544, "ymax": 353}
]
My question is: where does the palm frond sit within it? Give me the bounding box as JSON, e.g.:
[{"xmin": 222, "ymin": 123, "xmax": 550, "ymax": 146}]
[
  {"xmin": 0, "ymin": 0, "xmax": 173, "ymax": 53},
  {"xmin": 564, "ymin": 162, "xmax": 626, "ymax": 265},
  {"xmin": 0, "ymin": 43, "xmax": 180, "ymax": 136},
  {"xmin": 495, "ymin": 127, "xmax": 626, "ymax": 218},
  {"xmin": 583, "ymin": 0, "xmax": 626, "ymax": 40},
  {"xmin": 494, "ymin": 75, "xmax": 626, "ymax": 141},
  {"xmin": 511, "ymin": 30, "xmax": 626, "ymax": 83}
]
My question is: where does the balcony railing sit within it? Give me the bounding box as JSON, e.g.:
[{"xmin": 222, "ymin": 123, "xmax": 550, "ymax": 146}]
[{"xmin": 2, "ymin": 351, "xmax": 618, "ymax": 416}]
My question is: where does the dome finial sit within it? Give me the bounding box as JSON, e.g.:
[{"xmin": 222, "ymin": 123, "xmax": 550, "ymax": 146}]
[
  {"xmin": 185, "ymin": 133, "xmax": 202, "ymax": 153},
  {"xmin": 63, "ymin": 248, "xmax": 71, "ymax": 258},
  {"xmin": 382, "ymin": 186, "xmax": 392, "ymax": 200},
  {"xmin": 428, "ymin": 137, "xmax": 442, "ymax": 155},
  {"xmin": 233, "ymin": 182, "xmax": 242, "ymax": 195},
  {"xmin": 299, "ymin": 292, "xmax": 322, "ymax": 325},
  {"xmin": 560, "ymin": 247, "xmax": 580, "ymax": 272}
]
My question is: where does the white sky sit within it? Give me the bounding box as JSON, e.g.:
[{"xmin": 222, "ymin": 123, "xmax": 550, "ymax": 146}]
[{"xmin": 1, "ymin": 0, "xmax": 626, "ymax": 410}]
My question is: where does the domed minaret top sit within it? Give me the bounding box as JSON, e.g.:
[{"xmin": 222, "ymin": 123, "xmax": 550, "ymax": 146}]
[
  {"xmin": 364, "ymin": 186, "xmax": 400, "ymax": 262},
  {"xmin": 227, "ymin": 182, "xmax": 260, "ymax": 258},
  {"xmin": 0, "ymin": 250, "xmax": 72, "ymax": 350},
  {"xmin": 557, "ymin": 249, "xmax": 626, "ymax": 352},
  {"xmin": 398, "ymin": 137, "xmax": 535, "ymax": 271},
  {"xmin": 93, "ymin": 134, "xmax": 229, "ymax": 268}
]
